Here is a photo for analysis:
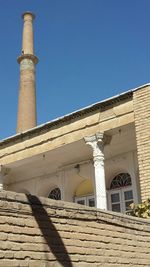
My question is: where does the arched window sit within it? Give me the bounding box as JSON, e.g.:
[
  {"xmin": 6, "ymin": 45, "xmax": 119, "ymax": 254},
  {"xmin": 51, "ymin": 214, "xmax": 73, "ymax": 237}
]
[
  {"xmin": 48, "ymin": 187, "xmax": 61, "ymax": 200},
  {"xmin": 108, "ymin": 173, "xmax": 133, "ymax": 213},
  {"xmin": 110, "ymin": 173, "xmax": 132, "ymax": 189}
]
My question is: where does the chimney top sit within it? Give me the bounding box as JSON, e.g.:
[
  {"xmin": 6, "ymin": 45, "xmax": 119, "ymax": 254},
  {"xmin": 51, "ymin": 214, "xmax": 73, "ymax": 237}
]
[{"xmin": 22, "ymin": 11, "xmax": 35, "ymax": 20}]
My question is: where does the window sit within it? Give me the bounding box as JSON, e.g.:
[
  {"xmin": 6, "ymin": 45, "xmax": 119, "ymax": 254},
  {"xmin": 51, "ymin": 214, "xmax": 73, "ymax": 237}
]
[
  {"xmin": 110, "ymin": 173, "xmax": 132, "ymax": 189},
  {"xmin": 87, "ymin": 196, "xmax": 95, "ymax": 207},
  {"xmin": 48, "ymin": 187, "xmax": 61, "ymax": 200},
  {"xmin": 108, "ymin": 173, "xmax": 133, "ymax": 213},
  {"xmin": 75, "ymin": 195, "xmax": 95, "ymax": 207}
]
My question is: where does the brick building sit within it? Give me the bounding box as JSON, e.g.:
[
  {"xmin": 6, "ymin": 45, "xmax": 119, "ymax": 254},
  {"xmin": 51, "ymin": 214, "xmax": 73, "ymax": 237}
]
[{"xmin": 0, "ymin": 12, "xmax": 149, "ymax": 213}]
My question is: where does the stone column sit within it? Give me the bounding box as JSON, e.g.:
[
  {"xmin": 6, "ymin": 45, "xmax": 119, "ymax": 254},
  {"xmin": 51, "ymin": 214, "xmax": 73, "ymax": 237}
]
[
  {"xmin": 17, "ymin": 12, "xmax": 38, "ymax": 133},
  {"xmin": 84, "ymin": 133, "xmax": 110, "ymax": 210}
]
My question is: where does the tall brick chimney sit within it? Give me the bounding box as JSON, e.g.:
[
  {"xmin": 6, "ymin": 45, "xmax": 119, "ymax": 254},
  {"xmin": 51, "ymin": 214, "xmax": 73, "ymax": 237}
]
[{"xmin": 17, "ymin": 12, "xmax": 38, "ymax": 133}]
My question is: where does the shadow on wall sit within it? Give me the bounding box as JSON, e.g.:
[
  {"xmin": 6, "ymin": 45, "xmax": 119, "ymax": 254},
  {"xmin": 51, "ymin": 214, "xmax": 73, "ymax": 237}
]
[{"xmin": 27, "ymin": 194, "xmax": 73, "ymax": 267}]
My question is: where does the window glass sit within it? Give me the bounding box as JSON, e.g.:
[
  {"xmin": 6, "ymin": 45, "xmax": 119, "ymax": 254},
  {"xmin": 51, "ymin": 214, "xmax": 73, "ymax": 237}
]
[
  {"xmin": 125, "ymin": 200, "xmax": 133, "ymax": 210},
  {"xmin": 88, "ymin": 198, "xmax": 95, "ymax": 207},
  {"xmin": 111, "ymin": 193, "xmax": 120, "ymax": 203},
  {"xmin": 75, "ymin": 195, "xmax": 95, "ymax": 207},
  {"xmin": 124, "ymin": 190, "xmax": 133, "ymax": 200},
  {"xmin": 77, "ymin": 200, "xmax": 85, "ymax": 205},
  {"xmin": 112, "ymin": 203, "xmax": 121, "ymax": 212},
  {"xmin": 124, "ymin": 190, "xmax": 133, "ymax": 211}
]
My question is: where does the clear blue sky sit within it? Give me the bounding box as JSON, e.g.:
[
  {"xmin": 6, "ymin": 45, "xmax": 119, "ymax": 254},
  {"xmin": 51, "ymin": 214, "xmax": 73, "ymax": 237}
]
[{"xmin": 0, "ymin": 0, "xmax": 150, "ymax": 139}]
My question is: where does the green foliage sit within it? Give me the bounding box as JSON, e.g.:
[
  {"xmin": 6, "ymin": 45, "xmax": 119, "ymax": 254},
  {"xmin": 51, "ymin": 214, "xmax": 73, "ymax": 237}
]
[{"xmin": 128, "ymin": 199, "xmax": 150, "ymax": 218}]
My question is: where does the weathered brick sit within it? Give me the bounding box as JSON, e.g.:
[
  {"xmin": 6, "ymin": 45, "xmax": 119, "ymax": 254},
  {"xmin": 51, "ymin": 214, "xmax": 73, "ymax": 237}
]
[
  {"xmin": 0, "ymin": 191, "xmax": 149, "ymax": 266},
  {"xmin": 133, "ymin": 86, "xmax": 150, "ymax": 201}
]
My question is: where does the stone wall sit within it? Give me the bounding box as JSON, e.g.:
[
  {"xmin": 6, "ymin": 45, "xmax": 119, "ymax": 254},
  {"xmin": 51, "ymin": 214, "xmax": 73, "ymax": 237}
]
[
  {"xmin": 0, "ymin": 191, "xmax": 150, "ymax": 267},
  {"xmin": 133, "ymin": 85, "xmax": 150, "ymax": 201}
]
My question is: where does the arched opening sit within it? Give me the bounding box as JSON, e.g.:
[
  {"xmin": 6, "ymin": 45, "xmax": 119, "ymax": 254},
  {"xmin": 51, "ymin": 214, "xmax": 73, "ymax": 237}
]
[
  {"xmin": 108, "ymin": 173, "xmax": 133, "ymax": 213},
  {"xmin": 48, "ymin": 187, "xmax": 61, "ymax": 200},
  {"xmin": 74, "ymin": 179, "xmax": 95, "ymax": 207}
]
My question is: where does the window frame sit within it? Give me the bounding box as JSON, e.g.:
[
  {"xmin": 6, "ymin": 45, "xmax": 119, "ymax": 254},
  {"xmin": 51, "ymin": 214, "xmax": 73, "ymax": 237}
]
[
  {"xmin": 108, "ymin": 185, "xmax": 134, "ymax": 213},
  {"xmin": 75, "ymin": 195, "xmax": 95, "ymax": 207}
]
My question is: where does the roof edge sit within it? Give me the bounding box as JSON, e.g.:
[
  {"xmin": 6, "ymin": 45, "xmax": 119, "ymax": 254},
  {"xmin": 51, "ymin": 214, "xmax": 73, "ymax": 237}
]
[{"xmin": 0, "ymin": 83, "xmax": 150, "ymax": 146}]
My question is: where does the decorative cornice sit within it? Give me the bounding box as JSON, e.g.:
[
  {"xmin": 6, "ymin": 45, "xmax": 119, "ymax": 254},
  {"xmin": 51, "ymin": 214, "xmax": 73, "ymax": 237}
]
[{"xmin": 17, "ymin": 54, "xmax": 38, "ymax": 64}]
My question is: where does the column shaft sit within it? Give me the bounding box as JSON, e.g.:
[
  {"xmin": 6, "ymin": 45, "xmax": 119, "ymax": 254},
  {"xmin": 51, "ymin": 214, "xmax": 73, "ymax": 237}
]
[
  {"xmin": 84, "ymin": 133, "xmax": 107, "ymax": 210},
  {"xmin": 22, "ymin": 13, "xmax": 34, "ymax": 54},
  {"xmin": 17, "ymin": 57, "xmax": 37, "ymax": 132},
  {"xmin": 93, "ymin": 152, "xmax": 107, "ymax": 209}
]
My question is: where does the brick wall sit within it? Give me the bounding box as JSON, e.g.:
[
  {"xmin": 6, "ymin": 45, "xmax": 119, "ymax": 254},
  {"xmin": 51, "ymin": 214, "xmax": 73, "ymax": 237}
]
[
  {"xmin": 133, "ymin": 85, "xmax": 150, "ymax": 201},
  {"xmin": 0, "ymin": 191, "xmax": 150, "ymax": 267}
]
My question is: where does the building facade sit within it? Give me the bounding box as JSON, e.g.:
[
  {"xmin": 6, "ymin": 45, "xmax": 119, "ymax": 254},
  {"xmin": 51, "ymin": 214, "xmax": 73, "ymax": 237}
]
[
  {"xmin": 0, "ymin": 82, "xmax": 150, "ymax": 213},
  {"xmin": 0, "ymin": 12, "xmax": 149, "ymax": 214}
]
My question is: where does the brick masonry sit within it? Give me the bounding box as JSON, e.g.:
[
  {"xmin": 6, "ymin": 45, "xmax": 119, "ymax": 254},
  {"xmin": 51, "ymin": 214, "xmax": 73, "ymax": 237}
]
[
  {"xmin": 0, "ymin": 191, "xmax": 150, "ymax": 266},
  {"xmin": 133, "ymin": 85, "xmax": 150, "ymax": 201}
]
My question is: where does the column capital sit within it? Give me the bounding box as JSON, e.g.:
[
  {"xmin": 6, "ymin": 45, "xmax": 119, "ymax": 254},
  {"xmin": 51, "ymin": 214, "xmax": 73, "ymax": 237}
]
[
  {"xmin": 84, "ymin": 132, "xmax": 103, "ymax": 145},
  {"xmin": 84, "ymin": 132, "xmax": 111, "ymax": 145},
  {"xmin": 84, "ymin": 132, "xmax": 111, "ymax": 156}
]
